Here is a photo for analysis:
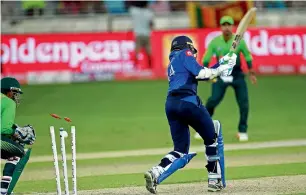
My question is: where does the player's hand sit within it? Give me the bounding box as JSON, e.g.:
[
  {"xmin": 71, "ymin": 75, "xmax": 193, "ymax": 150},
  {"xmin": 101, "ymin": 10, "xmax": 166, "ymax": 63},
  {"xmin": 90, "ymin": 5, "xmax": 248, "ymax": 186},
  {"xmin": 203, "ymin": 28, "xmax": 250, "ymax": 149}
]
[
  {"xmin": 196, "ymin": 68, "xmax": 218, "ymax": 79},
  {"xmin": 218, "ymin": 53, "xmax": 237, "ymax": 76},
  {"xmin": 249, "ymin": 70, "xmax": 257, "ymax": 85},
  {"xmin": 14, "ymin": 125, "xmax": 36, "ymax": 145},
  {"xmin": 219, "ymin": 53, "xmax": 237, "ymax": 66}
]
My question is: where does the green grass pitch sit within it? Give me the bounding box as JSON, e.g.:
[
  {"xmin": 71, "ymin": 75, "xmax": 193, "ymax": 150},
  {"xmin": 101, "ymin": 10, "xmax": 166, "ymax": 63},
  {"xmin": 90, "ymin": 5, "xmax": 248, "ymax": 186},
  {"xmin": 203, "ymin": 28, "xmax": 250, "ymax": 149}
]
[
  {"xmin": 8, "ymin": 76, "xmax": 306, "ymax": 193},
  {"xmin": 15, "ymin": 163, "xmax": 306, "ymax": 193},
  {"xmin": 16, "ymin": 76, "xmax": 306, "ymax": 156}
]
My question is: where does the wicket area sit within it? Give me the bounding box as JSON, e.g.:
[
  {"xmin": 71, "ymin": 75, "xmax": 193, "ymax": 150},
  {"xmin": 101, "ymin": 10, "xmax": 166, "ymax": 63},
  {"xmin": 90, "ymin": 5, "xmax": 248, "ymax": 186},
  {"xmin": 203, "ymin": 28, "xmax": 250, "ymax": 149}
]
[{"xmin": 50, "ymin": 126, "xmax": 77, "ymax": 195}]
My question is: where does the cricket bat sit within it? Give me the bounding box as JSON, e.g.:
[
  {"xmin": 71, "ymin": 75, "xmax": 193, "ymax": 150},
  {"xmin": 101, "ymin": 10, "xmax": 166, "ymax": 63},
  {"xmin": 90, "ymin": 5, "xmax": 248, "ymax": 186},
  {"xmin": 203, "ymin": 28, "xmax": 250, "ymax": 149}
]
[
  {"xmin": 229, "ymin": 7, "xmax": 257, "ymax": 55},
  {"xmin": 205, "ymin": 8, "xmax": 257, "ymax": 83}
]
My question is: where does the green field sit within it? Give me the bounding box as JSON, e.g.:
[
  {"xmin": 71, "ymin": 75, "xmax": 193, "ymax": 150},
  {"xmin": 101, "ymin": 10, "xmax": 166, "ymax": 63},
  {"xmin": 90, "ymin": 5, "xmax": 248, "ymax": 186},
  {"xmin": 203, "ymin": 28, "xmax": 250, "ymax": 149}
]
[
  {"xmin": 16, "ymin": 163, "xmax": 306, "ymax": 193},
  {"xmin": 15, "ymin": 145, "xmax": 306, "ymax": 193},
  {"xmin": 25, "ymin": 146, "xmax": 306, "ymax": 170},
  {"xmin": 6, "ymin": 76, "xmax": 306, "ymax": 194},
  {"xmin": 16, "ymin": 76, "xmax": 306, "ymax": 156}
]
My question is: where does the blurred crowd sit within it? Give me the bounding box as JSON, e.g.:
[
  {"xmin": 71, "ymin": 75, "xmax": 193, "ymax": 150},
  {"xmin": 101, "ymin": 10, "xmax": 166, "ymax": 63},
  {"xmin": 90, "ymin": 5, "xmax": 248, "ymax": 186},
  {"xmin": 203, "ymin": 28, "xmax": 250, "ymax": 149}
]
[
  {"xmin": 2, "ymin": 0, "xmax": 306, "ymax": 20},
  {"xmin": 1, "ymin": 0, "xmax": 186, "ymax": 19},
  {"xmin": 200, "ymin": 0, "xmax": 306, "ymax": 10}
]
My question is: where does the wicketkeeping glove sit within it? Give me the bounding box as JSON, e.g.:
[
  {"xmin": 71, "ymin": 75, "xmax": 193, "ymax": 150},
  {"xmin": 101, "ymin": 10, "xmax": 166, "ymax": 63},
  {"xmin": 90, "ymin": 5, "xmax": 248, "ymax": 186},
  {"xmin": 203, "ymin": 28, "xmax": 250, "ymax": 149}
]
[{"xmin": 13, "ymin": 124, "xmax": 36, "ymax": 145}]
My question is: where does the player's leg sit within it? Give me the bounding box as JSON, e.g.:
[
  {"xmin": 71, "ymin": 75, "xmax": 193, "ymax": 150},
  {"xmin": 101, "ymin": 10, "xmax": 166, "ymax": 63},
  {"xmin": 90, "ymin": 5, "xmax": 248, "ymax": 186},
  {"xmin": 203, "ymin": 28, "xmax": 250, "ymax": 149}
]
[
  {"xmin": 144, "ymin": 99, "xmax": 196, "ymax": 194},
  {"xmin": 1, "ymin": 136, "xmax": 25, "ymax": 160},
  {"xmin": 1, "ymin": 136, "xmax": 25, "ymax": 195},
  {"xmin": 143, "ymin": 36, "xmax": 152, "ymax": 69},
  {"xmin": 186, "ymin": 103, "xmax": 225, "ymax": 191},
  {"xmin": 134, "ymin": 35, "xmax": 142, "ymax": 69},
  {"xmin": 1, "ymin": 157, "xmax": 20, "ymax": 195},
  {"xmin": 7, "ymin": 149, "xmax": 32, "ymax": 195},
  {"xmin": 195, "ymin": 79, "xmax": 227, "ymax": 140},
  {"xmin": 233, "ymin": 78, "xmax": 249, "ymax": 141}
]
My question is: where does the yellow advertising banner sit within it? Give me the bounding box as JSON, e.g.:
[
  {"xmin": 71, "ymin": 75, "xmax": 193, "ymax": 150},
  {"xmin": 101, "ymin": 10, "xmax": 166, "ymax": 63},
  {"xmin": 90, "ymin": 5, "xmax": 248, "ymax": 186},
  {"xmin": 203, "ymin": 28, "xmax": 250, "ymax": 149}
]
[{"xmin": 162, "ymin": 33, "xmax": 200, "ymax": 69}]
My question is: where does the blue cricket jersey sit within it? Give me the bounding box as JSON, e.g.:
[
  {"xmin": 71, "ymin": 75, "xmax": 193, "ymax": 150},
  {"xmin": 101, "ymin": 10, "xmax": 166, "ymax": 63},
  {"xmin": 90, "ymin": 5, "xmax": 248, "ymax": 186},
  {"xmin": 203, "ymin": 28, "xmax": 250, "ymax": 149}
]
[{"xmin": 167, "ymin": 49, "xmax": 203, "ymax": 97}]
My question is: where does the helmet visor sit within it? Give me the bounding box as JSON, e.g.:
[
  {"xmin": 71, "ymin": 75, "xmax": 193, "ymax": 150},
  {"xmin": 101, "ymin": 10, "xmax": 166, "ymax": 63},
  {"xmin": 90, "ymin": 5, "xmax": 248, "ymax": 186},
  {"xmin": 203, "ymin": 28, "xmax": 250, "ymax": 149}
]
[{"xmin": 10, "ymin": 87, "xmax": 22, "ymax": 106}]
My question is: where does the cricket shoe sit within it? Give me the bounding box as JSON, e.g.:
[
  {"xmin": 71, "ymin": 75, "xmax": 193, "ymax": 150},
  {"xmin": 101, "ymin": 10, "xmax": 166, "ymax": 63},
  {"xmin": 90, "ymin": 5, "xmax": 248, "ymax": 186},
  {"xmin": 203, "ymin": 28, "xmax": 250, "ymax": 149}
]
[
  {"xmin": 144, "ymin": 166, "xmax": 164, "ymax": 194},
  {"xmin": 208, "ymin": 173, "xmax": 223, "ymax": 192},
  {"xmin": 236, "ymin": 132, "xmax": 249, "ymax": 142}
]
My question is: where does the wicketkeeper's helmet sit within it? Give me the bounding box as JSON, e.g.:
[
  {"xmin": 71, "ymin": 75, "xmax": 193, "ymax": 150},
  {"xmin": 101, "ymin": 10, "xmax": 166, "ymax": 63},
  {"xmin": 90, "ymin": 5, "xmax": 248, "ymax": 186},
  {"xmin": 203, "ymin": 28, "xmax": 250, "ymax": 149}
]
[
  {"xmin": 170, "ymin": 35, "xmax": 198, "ymax": 55},
  {"xmin": 1, "ymin": 77, "xmax": 23, "ymax": 104}
]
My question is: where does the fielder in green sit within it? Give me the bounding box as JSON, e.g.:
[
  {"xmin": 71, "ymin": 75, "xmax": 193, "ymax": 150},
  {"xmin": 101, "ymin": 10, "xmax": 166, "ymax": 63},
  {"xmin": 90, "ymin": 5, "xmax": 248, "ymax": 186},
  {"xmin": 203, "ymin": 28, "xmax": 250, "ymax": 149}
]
[
  {"xmin": 1, "ymin": 77, "xmax": 36, "ymax": 195},
  {"xmin": 194, "ymin": 16, "xmax": 257, "ymax": 142}
]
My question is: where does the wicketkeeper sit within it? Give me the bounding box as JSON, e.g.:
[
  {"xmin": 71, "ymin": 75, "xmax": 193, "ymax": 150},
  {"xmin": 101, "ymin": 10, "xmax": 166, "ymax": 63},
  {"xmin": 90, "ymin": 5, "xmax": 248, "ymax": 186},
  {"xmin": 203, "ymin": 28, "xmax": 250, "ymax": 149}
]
[
  {"xmin": 144, "ymin": 36, "xmax": 237, "ymax": 193},
  {"xmin": 194, "ymin": 16, "xmax": 257, "ymax": 142},
  {"xmin": 1, "ymin": 77, "xmax": 36, "ymax": 195}
]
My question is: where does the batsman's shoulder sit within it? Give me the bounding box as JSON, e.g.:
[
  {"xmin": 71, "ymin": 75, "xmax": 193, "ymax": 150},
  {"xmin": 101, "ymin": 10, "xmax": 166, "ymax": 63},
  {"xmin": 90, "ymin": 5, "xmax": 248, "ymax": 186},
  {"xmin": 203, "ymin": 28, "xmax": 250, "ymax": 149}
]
[{"xmin": 177, "ymin": 49, "xmax": 191, "ymax": 58}]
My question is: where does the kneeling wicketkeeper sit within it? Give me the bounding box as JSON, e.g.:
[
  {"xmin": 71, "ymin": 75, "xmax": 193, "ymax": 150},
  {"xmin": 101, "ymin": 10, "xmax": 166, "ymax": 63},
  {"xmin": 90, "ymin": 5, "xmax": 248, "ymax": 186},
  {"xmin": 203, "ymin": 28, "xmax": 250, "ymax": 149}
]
[{"xmin": 1, "ymin": 77, "xmax": 36, "ymax": 195}]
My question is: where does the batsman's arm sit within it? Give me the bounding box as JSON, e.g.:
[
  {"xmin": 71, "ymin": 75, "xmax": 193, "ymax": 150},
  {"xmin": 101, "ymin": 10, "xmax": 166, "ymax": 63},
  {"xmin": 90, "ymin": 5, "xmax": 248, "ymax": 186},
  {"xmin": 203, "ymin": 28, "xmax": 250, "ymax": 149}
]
[
  {"xmin": 240, "ymin": 39, "xmax": 253, "ymax": 71},
  {"xmin": 183, "ymin": 49, "xmax": 221, "ymax": 78},
  {"xmin": 1, "ymin": 98, "xmax": 16, "ymax": 135},
  {"xmin": 183, "ymin": 49, "xmax": 235, "ymax": 80},
  {"xmin": 196, "ymin": 53, "xmax": 237, "ymax": 80},
  {"xmin": 184, "ymin": 50, "xmax": 203, "ymax": 76}
]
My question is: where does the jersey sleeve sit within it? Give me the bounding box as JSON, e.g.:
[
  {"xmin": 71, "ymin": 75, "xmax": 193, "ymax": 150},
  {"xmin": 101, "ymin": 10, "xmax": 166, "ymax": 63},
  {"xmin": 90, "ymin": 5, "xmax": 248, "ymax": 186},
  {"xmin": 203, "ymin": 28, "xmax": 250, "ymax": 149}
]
[
  {"xmin": 183, "ymin": 50, "xmax": 203, "ymax": 76},
  {"xmin": 240, "ymin": 39, "xmax": 253, "ymax": 69},
  {"xmin": 1, "ymin": 97, "xmax": 16, "ymax": 135},
  {"xmin": 202, "ymin": 40, "xmax": 215, "ymax": 67}
]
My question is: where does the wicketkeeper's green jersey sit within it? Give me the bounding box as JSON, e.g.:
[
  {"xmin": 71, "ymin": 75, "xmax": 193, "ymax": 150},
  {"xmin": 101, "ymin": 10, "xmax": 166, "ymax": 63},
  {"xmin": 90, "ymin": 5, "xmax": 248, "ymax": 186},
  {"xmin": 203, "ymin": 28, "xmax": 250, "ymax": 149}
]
[
  {"xmin": 202, "ymin": 35, "xmax": 253, "ymax": 77},
  {"xmin": 1, "ymin": 94, "xmax": 16, "ymax": 135}
]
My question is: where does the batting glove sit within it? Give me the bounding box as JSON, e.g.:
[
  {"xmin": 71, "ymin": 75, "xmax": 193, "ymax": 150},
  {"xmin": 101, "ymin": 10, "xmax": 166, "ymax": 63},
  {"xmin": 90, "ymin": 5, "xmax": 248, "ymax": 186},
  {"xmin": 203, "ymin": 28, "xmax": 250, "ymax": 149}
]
[
  {"xmin": 218, "ymin": 53, "xmax": 237, "ymax": 76},
  {"xmin": 196, "ymin": 53, "xmax": 237, "ymax": 80}
]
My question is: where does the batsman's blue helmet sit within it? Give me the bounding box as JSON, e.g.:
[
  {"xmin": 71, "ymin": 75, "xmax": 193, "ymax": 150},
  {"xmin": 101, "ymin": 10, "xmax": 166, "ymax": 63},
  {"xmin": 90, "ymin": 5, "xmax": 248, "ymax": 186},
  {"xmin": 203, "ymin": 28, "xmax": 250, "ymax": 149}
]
[{"xmin": 170, "ymin": 35, "xmax": 197, "ymax": 54}]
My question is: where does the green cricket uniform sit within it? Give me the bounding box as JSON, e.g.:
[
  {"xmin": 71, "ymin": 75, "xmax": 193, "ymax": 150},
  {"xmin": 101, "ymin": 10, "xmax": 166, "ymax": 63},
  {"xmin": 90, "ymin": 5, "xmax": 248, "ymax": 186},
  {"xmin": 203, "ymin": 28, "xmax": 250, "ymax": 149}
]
[
  {"xmin": 1, "ymin": 77, "xmax": 33, "ymax": 195},
  {"xmin": 202, "ymin": 35, "xmax": 253, "ymax": 133},
  {"xmin": 1, "ymin": 94, "xmax": 25, "ymax": 159},
  {"xmin": 1, "ymin": 94, "xmax": 16, "ymax": 135}
]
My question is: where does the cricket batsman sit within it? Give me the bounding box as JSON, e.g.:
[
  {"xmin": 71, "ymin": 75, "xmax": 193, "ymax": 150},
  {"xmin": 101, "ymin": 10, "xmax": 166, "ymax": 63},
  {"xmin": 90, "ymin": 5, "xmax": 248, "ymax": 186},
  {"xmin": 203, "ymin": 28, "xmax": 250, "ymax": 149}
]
[
  {"xmin": 144, "ymin": 36, "xmax": 237, "ymax": 193},
  {"xmin": 194, "ymin": 16, "xmax": 257, "ymax": 142},
  {"xmin": 1, "ymin": 77, "xmax": 36, "ymax": 195}
]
